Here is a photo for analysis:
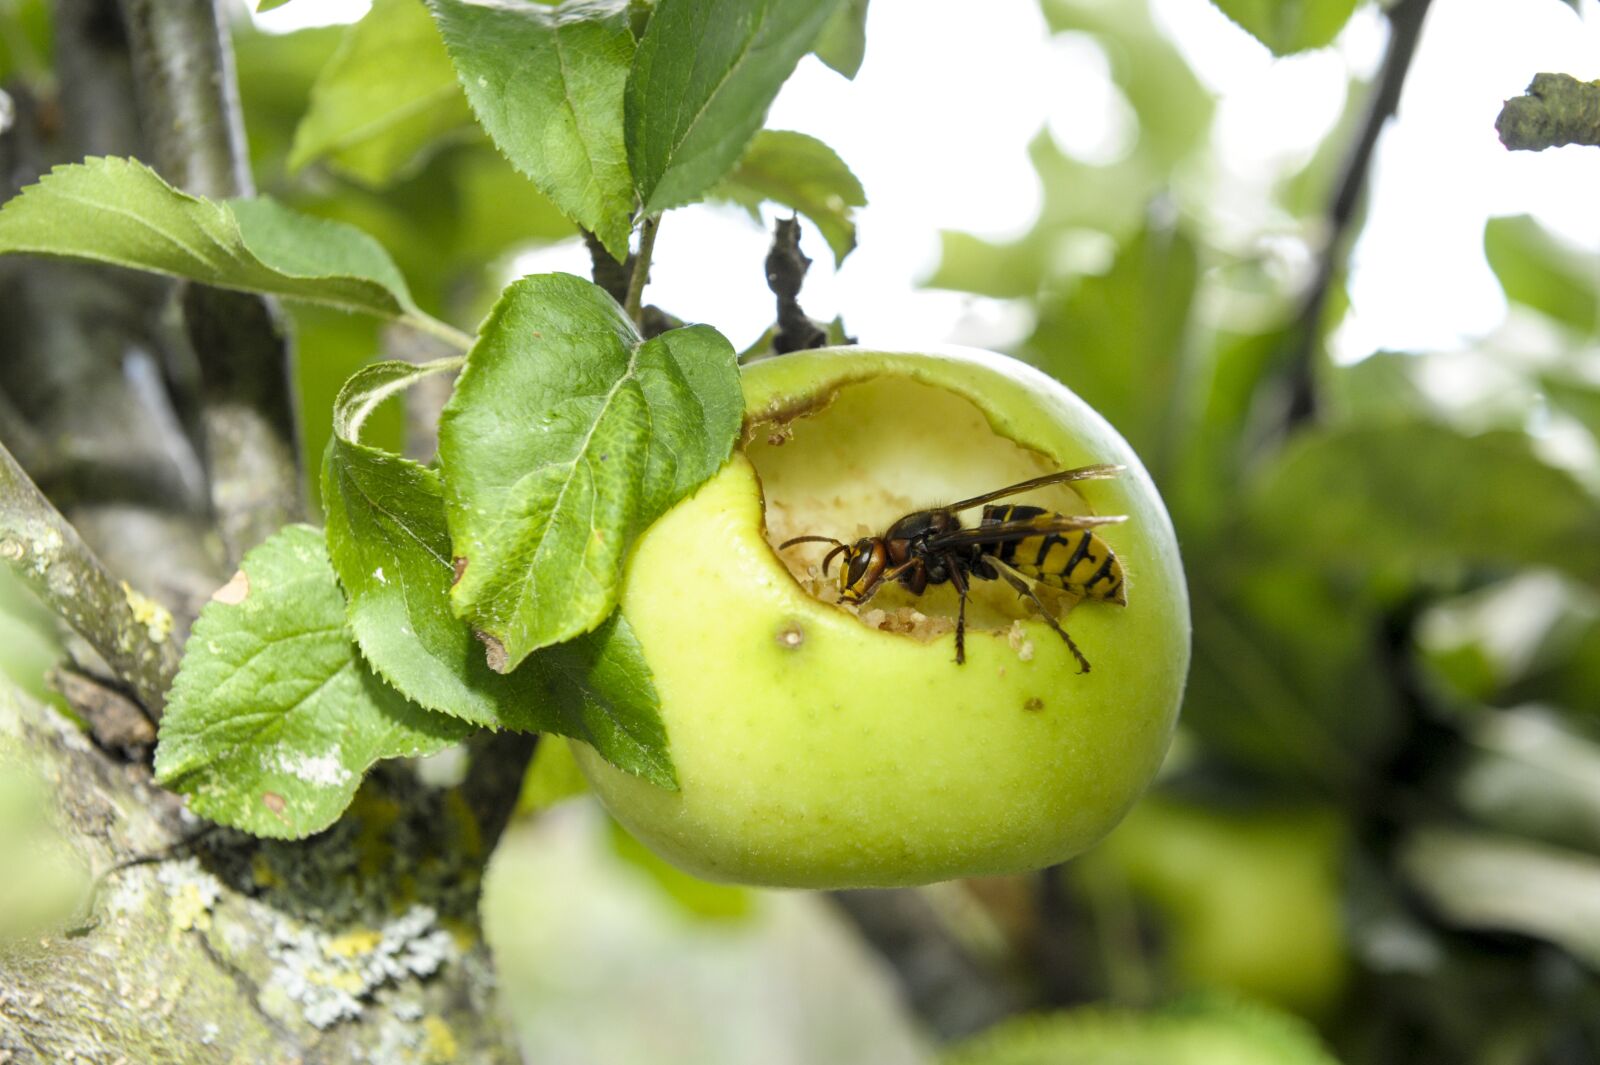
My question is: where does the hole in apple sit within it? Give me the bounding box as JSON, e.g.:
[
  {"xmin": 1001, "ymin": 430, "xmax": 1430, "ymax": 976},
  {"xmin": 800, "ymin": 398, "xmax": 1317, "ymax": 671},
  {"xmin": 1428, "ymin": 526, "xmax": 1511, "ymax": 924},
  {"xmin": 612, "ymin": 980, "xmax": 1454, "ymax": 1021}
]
[{"xmin": 745, "ymin": 375, "xmax": 1095, "ymax": 646}]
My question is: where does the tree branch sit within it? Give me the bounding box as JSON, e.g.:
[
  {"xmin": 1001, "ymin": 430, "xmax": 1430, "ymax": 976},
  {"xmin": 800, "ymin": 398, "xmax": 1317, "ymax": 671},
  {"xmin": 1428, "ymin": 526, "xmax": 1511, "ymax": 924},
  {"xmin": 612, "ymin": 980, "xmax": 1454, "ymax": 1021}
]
[
  {"xmin": 0, "ymin": 440, "xmax": 179, "ymax": 717},
  {"xmin": 830, "ymin": 888, "xmax": 1024, "ymax": 1041},
  {"xmin": 766, "ymin": 216, "xmax": 828, "ymax": 354},
  {"xmin": 459, "ymin": 731, "xmax": 539, "ymax": 854},
  {"xmin": 1279, "ymin": 0, "xmax": 1433, "ymax": 429},
  {"xmin": 117, "ymin": 0, "xmax": 303, "ymax": 564},
  {"xmin": 0, "ymin": 683, "xmax": 520, "ymax": 1063},
  {"xmin": 585, "ymin": 228, "xmax": 631, "ymax": 304},
  {"xmin": 1, "ymin": 0, "xmax": 226, "ymax": 620},
  {"xmin": 1497, "ymin": 73, "xmax": 1600, "ymax": 152}
]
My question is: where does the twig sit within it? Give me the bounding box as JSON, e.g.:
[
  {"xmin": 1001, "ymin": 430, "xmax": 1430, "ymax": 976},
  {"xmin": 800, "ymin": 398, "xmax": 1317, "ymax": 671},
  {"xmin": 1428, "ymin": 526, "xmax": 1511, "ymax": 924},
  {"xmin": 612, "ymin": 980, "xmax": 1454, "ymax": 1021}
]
[
  {"xmin": 0, "ymin": 440, "xmax": 179, "ymax": 718},
  {"xmin": 1279, "ymin": 0, "xmax": 1433, "ymax": 429},
  {"xmin": 458, "ymin": 731, "xmax": 539, "ymax": 854},
  {"xmin": 766, "ymin": 217, "xmax": 828, "ymax": 354},
  {"xmin": 639, "ymin": 304, "xmax": 684, "ymax": 340},
  {"xmin": 585, "ymin": 229, "xmax": 632, "ymax": 305},
  {"xmin": 1497, "ymin": 73, "xmax": 1600, "ymax": 152},
  {"xmin": 830, "ymin": 888, "xmax": 1024, "ymax": 1041},
  {"xmin": 118, "ymin": 0, "xmax": 304, "ymax": 564},
  {"xmin": 624, "ymin": 214, "xmax": 660, "ymax": 325}
]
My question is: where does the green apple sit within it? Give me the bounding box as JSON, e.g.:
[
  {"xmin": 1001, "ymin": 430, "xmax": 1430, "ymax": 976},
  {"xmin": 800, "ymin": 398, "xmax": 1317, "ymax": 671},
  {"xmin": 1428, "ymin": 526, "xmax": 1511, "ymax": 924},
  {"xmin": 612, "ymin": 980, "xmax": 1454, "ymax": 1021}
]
[
  {"xmin": 571, "ymin": 347, "xmax": 1190, "ymax": 888},
  {"xmin": 1090, "ymin": 799, "xmax": 1349, "ymax": 1016}
]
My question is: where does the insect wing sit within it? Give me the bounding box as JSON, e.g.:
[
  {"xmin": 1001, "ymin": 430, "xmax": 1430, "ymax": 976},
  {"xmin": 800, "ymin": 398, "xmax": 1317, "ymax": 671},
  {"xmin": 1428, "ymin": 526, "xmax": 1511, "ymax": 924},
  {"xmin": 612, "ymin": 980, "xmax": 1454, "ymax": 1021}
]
[
  {"xmin": 924, "ymin": 512, "xmax": 1127, "ymax": 551},
  {"xmin": 945, "ymin": 464, "xmax": 1125, "ymax": 512}
]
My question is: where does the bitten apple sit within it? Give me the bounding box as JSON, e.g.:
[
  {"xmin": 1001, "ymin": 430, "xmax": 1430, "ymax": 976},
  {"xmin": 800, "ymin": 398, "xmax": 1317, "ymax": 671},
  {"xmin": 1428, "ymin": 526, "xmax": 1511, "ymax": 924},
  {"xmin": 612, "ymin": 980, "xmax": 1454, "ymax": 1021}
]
[{"xmin": 573, "ymin": 347, "xmax": 1190, "ymax": 888}]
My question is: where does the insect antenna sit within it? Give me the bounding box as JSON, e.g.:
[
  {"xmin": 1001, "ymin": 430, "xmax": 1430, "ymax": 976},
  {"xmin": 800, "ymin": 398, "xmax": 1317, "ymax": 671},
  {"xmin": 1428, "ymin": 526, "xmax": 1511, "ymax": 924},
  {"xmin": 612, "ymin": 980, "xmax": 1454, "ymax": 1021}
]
[
  {"xmin": 777, "ymin": 535, "xmax": 851, "ymax": 575},
  {"xmin": 778, "ymin": 535, "xmax": 846, "ymax": 550}
]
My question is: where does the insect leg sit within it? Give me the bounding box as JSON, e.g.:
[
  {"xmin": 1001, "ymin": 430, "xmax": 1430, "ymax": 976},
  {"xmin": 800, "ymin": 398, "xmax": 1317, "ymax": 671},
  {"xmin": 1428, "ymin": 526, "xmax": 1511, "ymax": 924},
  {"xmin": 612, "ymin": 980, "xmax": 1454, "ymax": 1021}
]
[
  {"xmin": 997, "ymin": 568, "xmax": 1090, "ymax": 674},
  {"xmin": 945, "ymin": 554, "xmax": 970, "ymax": 665}
]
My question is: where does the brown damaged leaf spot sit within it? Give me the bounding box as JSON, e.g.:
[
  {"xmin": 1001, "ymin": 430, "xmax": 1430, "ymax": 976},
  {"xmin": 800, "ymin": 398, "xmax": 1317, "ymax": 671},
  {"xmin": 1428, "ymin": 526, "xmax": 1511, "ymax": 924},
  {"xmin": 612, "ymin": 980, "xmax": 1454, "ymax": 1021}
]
[
  {"xmin": 261, "ymin": 792, "xmax": 288, "ymax": 823},
  {"xmin": 452, "ymin": 556, "xmax": 468, "ymax": 586},
  {"xmin": 212, "ymin": 570, "xmax": 249, "ymax": 605},
  {"xmin": 475, "ymin": 631, "xmax": 509, "ymax": 673},
  {"xmin": 776, "ymin": 622, "xmax": 805, "ymax": 649},
  {"xmin": 1024, "ymin": 697, "xmax": 1044, "ymax": 712}
]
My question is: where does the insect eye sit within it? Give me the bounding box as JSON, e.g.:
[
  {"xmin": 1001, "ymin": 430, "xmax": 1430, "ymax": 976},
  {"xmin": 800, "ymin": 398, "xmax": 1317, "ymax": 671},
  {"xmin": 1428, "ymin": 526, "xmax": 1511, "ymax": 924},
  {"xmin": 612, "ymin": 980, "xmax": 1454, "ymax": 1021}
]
[{"xmin": 845, "ymin": 553, "xmax": 869, "ymax": 587}]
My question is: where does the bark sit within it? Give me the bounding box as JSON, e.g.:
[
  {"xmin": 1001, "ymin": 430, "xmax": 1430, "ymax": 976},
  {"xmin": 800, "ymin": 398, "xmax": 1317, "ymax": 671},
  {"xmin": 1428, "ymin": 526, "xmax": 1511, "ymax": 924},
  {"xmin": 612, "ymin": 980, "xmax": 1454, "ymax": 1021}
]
[
  {"xmin": 830, "ymin": 888, "xmax": 1024, "ymax": 1040},
  {"xmin": 0, "ymin": 439, "xmax": 180, "ymax": 716},
  {"xmin": 118, "ymin": 0, "xmax": 304, "ymax": 566},
  {"xmin": 1497, "ymin": 73, "xmax": 1600, "ymax": 152},
  {"xmin": 0, "ymin": 680, "xmax": 518, "ymax": 1064}
]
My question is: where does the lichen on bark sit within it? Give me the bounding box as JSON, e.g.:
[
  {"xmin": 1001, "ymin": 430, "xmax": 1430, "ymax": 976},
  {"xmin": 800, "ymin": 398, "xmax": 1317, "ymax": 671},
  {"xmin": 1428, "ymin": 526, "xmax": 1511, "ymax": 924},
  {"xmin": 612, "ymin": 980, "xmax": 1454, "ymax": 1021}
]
[
  {"xmin": 0, "ymin": 680, "xmax": 519, "ymax": 1064},
  {"xmin": 1497, "ymin": 72, "xmax": 1600, "ymax": 152}
]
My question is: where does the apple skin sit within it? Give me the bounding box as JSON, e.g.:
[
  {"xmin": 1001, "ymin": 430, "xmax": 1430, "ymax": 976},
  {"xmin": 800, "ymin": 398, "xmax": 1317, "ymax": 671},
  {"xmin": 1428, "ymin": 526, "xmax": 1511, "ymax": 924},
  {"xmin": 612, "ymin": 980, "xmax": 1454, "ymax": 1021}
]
[{"xmin": 571, "ymin": 347, "xmax": 1191, "ymax": 889}]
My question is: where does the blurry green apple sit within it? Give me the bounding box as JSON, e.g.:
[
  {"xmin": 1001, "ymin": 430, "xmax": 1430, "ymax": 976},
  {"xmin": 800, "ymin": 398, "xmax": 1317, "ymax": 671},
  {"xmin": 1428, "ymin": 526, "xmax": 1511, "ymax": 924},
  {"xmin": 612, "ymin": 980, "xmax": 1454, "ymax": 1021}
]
[
  {"xmin": 572, "ymin": 347, "xmax": 1190, "ymax": 888},
  {"xmin": 1091, "ymin": 798, "xmax": 1349, "ymax": 1016}
]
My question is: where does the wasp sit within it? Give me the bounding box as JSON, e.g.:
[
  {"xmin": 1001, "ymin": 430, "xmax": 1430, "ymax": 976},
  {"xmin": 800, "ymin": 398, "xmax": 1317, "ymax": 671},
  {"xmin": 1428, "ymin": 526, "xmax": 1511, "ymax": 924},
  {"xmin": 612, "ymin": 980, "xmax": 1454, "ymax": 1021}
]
[{"xmin": 779, "ymin": 465, "xmax": 1128, "ymax": 671}]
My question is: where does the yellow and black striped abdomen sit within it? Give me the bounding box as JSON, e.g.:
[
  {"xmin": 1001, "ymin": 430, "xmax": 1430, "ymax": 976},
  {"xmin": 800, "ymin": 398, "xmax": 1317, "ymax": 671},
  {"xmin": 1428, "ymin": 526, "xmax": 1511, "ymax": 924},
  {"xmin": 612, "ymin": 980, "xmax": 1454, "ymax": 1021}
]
[{"xmin": 982, "ymin": 505, "xmax": 1126, "ymax": 605}]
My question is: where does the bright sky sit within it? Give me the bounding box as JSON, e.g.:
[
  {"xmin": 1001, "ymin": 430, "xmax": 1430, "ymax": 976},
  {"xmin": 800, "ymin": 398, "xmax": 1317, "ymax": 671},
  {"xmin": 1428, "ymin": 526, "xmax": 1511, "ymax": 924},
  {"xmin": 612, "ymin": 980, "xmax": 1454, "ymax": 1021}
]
[{"xmin": 255, "ymin": 0, "xmax": 1600, "ymax": 360}]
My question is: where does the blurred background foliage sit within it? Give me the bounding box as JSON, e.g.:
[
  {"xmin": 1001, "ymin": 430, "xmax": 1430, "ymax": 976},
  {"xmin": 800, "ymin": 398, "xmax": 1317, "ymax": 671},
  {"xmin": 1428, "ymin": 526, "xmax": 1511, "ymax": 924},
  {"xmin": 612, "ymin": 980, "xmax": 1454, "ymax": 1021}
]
[{"xmin": 6, "ymin": 0, "xmax": 1600, "ymax": 1061}]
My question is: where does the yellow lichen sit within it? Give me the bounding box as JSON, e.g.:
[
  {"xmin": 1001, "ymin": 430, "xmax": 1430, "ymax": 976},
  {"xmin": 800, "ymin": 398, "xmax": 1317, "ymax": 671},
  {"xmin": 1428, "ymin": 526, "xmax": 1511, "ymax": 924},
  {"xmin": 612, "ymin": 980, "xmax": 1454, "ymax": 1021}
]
[
  {"xmin": 443, "ymin": 791, "xmax": 483, "ymax": 861},
  {"xmin": 121, "ymin": 581, "xmax": 173, "ymax": 644},
  {"xmin": 322, "ymin": 928, "xmax": 384, "ymax": 959},
  {"xmin": 439, "ymin": 916, "xmax": 478, "ymax": 952},
  {"xmin": 305, "ymin": 968, "xmax": 367, "ymax": 994},
  {"xmin": 421, "ymin": 1015, "xmax": 460, "ymax": 1064},
  {"xmin": 169, "ymin": 882, "xmax": 213, "ymax": 934},
  {"xmin": 250, "ymin": 852, "xmax": 283, "ymax": 890},
  {"xmin": 349, "ymin": 787, "xmax": 403, "ymax": 880}
]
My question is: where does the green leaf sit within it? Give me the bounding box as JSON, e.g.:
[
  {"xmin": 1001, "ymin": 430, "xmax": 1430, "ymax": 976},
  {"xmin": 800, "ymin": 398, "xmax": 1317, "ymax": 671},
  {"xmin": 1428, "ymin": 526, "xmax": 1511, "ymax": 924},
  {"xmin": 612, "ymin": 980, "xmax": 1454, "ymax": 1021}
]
[
  {"xmin": 0, "ymin": 0, "xmax": 52, "ymax": 86},
  {"xmin": 1205, "ymin": 0, "xmax": 1359, "ymax": 56},
  {"xmin": 1183, "ymin": 561, "xmax": 1398, "ymax": 791},
  {"xmin": 0, "ymin": 157, "xmax": 441, "ymax": 327},
  {"xmin": 235, "ymin": 24, "xmax": 348, "ymax": 181},
  {"xmin": 428, "ymin": 0, "xmax": 638, "ymax": 262},
  {"xmin": 516, "ymin": 736, "xmax": 591, "ymax": 815},
  {"xmin": 625, "ymin": 0, "xmax": 847, "ymax": 213},
  {"xmin": 438, "ymin": 273, "xmax": 741, "ymax": 672},
  {"xmin": 229, "ymin": 196, "xmax": 415, "ymax": 305},
  {"xmin": 447, "ymin": 147, "xmax": 581, "ymax": 264},
  {"xmin": 1455, "ymin": 707, "xmax": 1600, "ymax": 853},
  {"xmin": 288, "ymin": 0, "xmax": 474, "ymax": 188},
  {"xmin": 812, "ymin": 0, "xmax": 868, "ymax": 79},
  {"xmin": 1400, "ymin": 828, "xmax": 1600, "ymax": 969},
  {"xmin": 1022, "ymin": 222, "xmax": 1200, "ymax": 465},
  {"xmin": 154, "ymin": 525, "xmax": 470, "ymax": 839},
  {"xmin": 714, "ymin": 130, "xmax": 866, "ymax": 262},
  {"xmin": 320, "ymin": 361, "xmax": 677, "ymax": 786},
  {"xmin": 256, "ymin": 0, "xmax": 295, "ymax": 11},
  {"xmin": 1040, "ymin": 2, "xmax": 1212, "ymax": 171},
  {"xmin": 1250, "ymin": 421, "xmax": 1600, "ymax": 582},
  {"xmin": 1485, "ymin": 214, "xmax": 1600, "ymax": 336},
  {"xmin": 927, "ymin": 230, "xmax": 1049, "ymax": 300},
  {"xmin": 943, "ymin": 996, "xmax": 1342, "ymax": 1065},
  {"xmin": 1544, "ymin": 370, "xmax": 1600, "ymax": 442}
]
